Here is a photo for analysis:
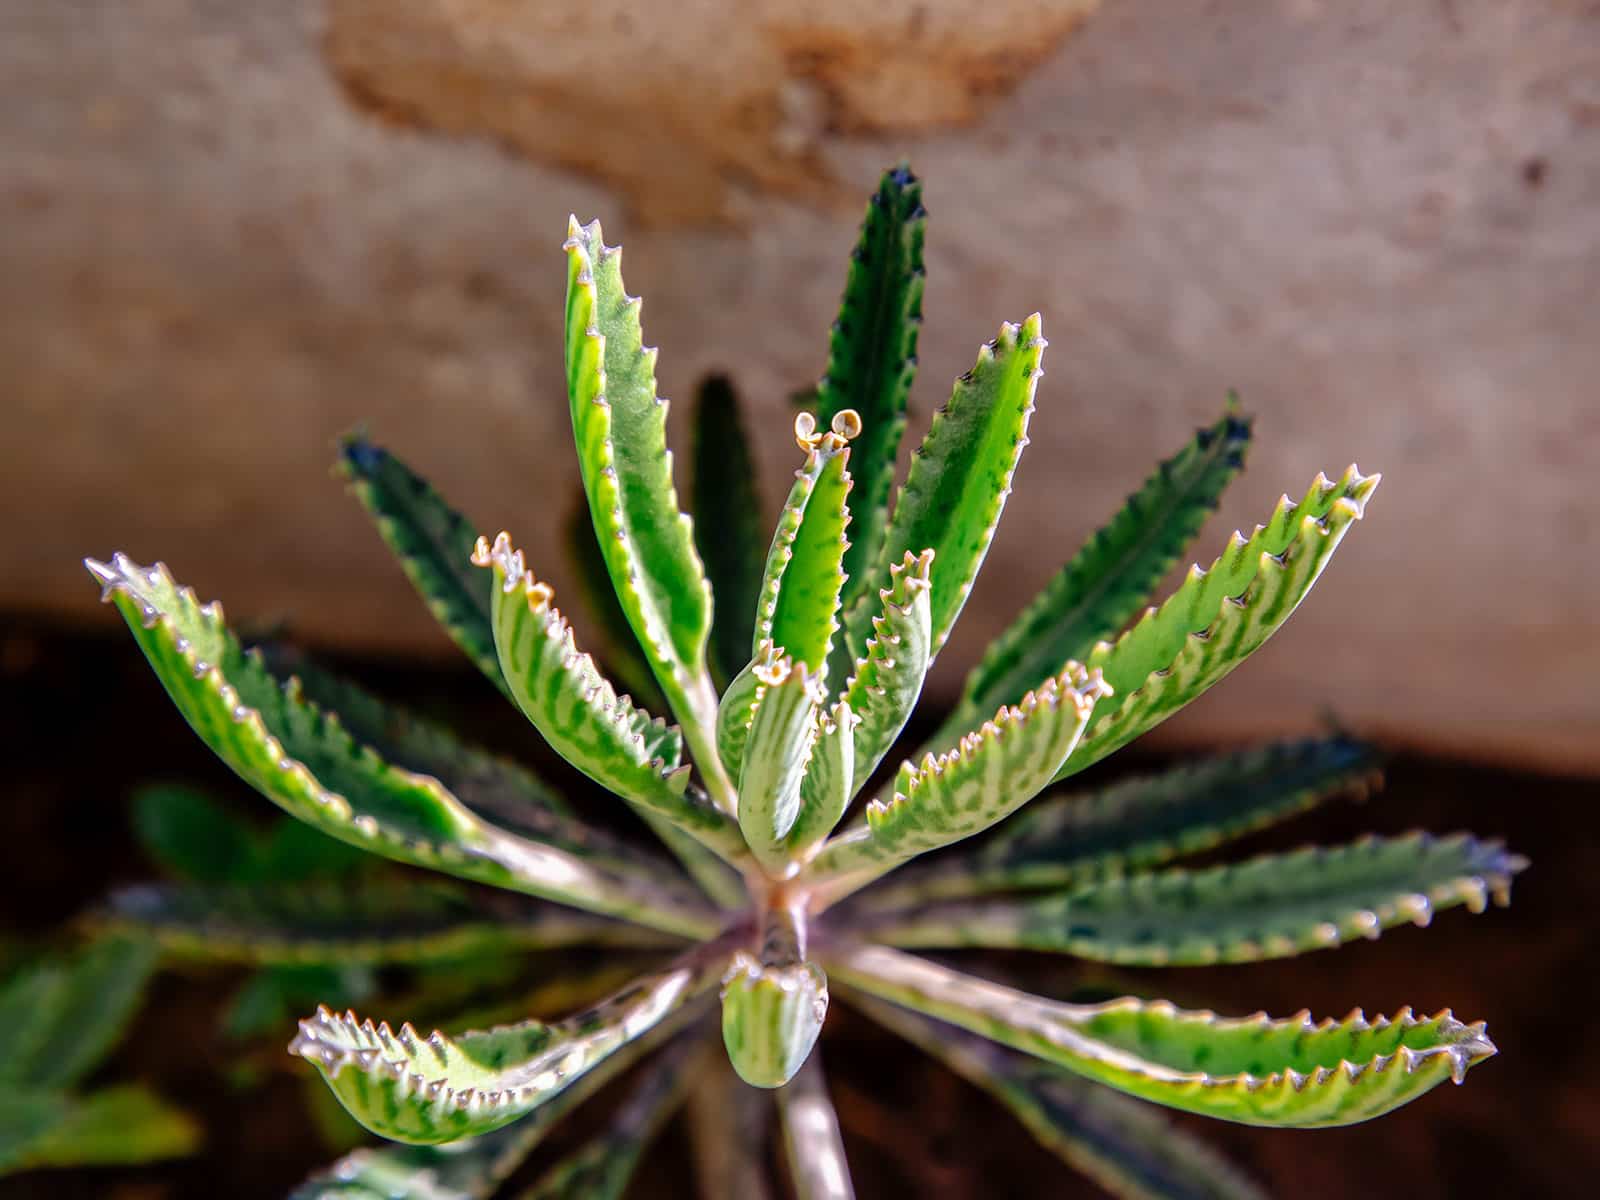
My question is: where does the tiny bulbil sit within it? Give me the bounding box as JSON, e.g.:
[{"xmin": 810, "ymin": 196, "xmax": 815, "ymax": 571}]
[{"xmin": 90, "ymin": 165, "xmax": 1521, "ymax": 1198}]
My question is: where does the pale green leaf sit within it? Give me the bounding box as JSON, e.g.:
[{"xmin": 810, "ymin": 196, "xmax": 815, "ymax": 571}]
[
  {"xmin": 829, "ymin": 945, "xmax": 1496, "ymax": 1128},
  {"xmin": 721, "ymin": 910, "xmax": 828, "ymax": 1089},
  {"xmin": 785, "ymin": 699, "xmax": 856, "ymax": 863},
  {"xmin": 840, "ymin": 548, "xmax": 933, "ymax": 788},
  {"xmin": 737, "ymin": 653, "xmax": 823, "ymax": 874},
  {"xmin": 777, "ymin": 1051, "xmax": 855, "ymax": 1200}
]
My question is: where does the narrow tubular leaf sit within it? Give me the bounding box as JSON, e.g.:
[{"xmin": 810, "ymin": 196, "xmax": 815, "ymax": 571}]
[
  {"xmin": 836, "ymin": 315, "xmax": 1044, "ymax": 680},
  {"xmin": 737, "ymin": 655, "xmax": 823, "ymax": 874},
  {"xmin": 1054, "ymin": 467, "xmax": 1381, "ymax": 783},
  {"xmin": 338, "ymin": 435, "xmax": 507, "ymax": 694},
  {"xmin": 860, "ymin": 833, "xmax": 1526, "ymax": 965},
  {"xmin": 786, "ymin": 700, "xmax": 856, "ymax": 863},
  {"xmin": 476, "ymin": 533, "xmax": 750, "ymax": 869},
  {"xmin": 755, "ymin": 413, "xmax": 856, "ymax": 677},
  {"xmin": 518, "ymin": 1037, "xmax": 702, "ymax": 1200},
  {"xmin": 851, "ymin": 993, "xmax": 1268, "ymax": 1200},
  {"xmin": 805, "ymin": 664, "xmax": 1110, "ymax": 905},
  {"xmin": 291, "ymin": 1008, "xmax": 693, "ymax": 1200},
  {"xmin": 291, "ymin": 943, "xmax": 729, "ymax": 1144},
  {"xmin": 563, "ymin": 496, "xmax": 666, "ymax": 710},
  {"xmin": 722, "ymin": 908, "xmax": 828, "ymax": 1089},
  {"xmin": 829, "ymin": 946, "xmax": 1497, "ymax": 1128},
  {"xmin": 945, "ymin": 404, "xmax": 1252, "ymax": 739},
  {"xmin": 104, "ymin": 879, "xmax": 672, "ymax": 966},
  {"xmin": 859, "ymin": 736, "xmax": 1383, "ymax": 907},
  {"xmin": 563, "ymin": 218, "xmax": 724, "ymax": 778},
  {"xmin": 88, "ymin": 555, "xmax": 718, "ymax": 939},
  {"xmin": 816, "ymin": 163, "xmax": 926, "ymax": 621},
  {"xmin": 841, "ymin": 548, "xmax": 933, "ymax": 787},
  {"xmin": 692, "ymin": 375, "xmax": 767, "ymax": 688},
  {"xmin": 777, "ymin": 1051, "xmax": 855, "ymax": 1200}
]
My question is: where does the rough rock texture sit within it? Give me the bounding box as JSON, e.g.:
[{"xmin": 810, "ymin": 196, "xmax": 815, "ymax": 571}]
[{"xmin": 3, "ymin": 0, "xmax": 1597, "ymax": 772}]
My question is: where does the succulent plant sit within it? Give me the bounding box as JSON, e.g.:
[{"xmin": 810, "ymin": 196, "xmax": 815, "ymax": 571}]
[{"xmin": 87, "ymin": 165, "xmax": 1523, "ymax": 1198}]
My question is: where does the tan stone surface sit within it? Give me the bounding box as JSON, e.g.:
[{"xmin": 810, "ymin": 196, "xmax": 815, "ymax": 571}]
[{"xmin": 3, "ymin": 0, "xmax": 1598, "ymax": 772}]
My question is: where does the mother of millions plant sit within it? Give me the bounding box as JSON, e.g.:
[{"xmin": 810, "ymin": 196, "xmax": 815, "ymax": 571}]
[{"xmin": 89, "ymin": 165, "xmax": 1522, "ymax": 1198}]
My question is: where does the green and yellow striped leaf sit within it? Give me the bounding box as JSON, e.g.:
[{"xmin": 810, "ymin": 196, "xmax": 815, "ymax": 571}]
[
  {"xmin": 806, "ymin": 664, "xmax": 1110, "ymax": 904},
  {"xmin": 815, "ymin": 163, "xmax": 925, "ymax": 626},
  {"xmin": 841, "ymin": 549, "xmax": 933, "ymax": 788},
  {"xmin": 692, "ymin": 375, "xmax": 768, "ymax": 689},
  {"xmin": 785, "ymin": 699, "xmax": 856, "ymax": 863},
  {"xmin": 338, "ymin": 435, "xmax": 506, "ymax": 694},
  {"xmin": 836, "ymin": 315, "xmax": 1044, "ymax": 681},
  {"xmin": 852, "ymin": 993, "xmax": 1267, "ymax": 1200},
  {"xmin": 858, "ymin": 736, "xmax": 1382, "ymax": 907},
  {"xmin": 754, "ymin": 413, "xmax": 855, "ymax": 678},
  {"xmin": 563, "ymin": 218, "xmax": 723, "ymax": 774},
  {"xmin": 722, "ymin": 909, "xmax": 828, "ymax": 1089},
  {"xmin": 830, "ymin": 945, "xmax": 1496, "ymax": 1128},
  {"xmin": 292, "ymin": 947, "xmax": 727, "ymax": 1144},
  {"xmin": 860, "ymin": 833, "xmax": 1525, "ymax": 965},
  {"xmin": 105, "ymin": 878, "xmax": 670, "ymax": 966},
  {"xmin": 476, "ymin": 532, "xmax": 749, "ymax": 869},
  {"xmin": 1054, "ymin": 467, "xmax": 1380, "ymax": 783},
  {"xmin": 945, "ymin": 403, "xmax": 1251, "ymax": 740},
  {"xmin": 88, "ymin": 554, "xmax": 717, "ymax": 939}
]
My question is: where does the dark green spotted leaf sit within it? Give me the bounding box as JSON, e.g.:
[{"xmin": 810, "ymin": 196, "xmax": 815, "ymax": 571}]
[
  {"xmin": 692, "ymin": 374, "xmax": 767, "ymax": 688},
  {"xmin": 292, "ymin": 945, "xmax": 728, "ymax": 1144},
  {"xmin": 815, "ymin": 163, "xmax": 926, "ymax": 623},
  {"xmin": 860, "ymin": 736, "xmax": 1383, "ymax": 907},
  {"xmin": 87, "ymin": 554, "xmax": 717, "ymax": 938},
  {"xmin": 338, "ymin": 434, "xmax": 506, "ymax": 694},
  {"xmin": 943, "ymin": 402, "xmax": 1251, "ymax": 742},
  {"xmin": 860, "ymin": 833, "xmax": 1525, "ymax": 965},
  {"xmin": 830, "ymin": 945, "xmax": 1496, "ymax": 1128},
  {"xmin": 852, "ymin": 994, "xmax": 1267, "ymax": 1200}
]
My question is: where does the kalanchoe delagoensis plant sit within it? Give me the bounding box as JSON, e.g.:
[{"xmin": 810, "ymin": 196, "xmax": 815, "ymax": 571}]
[{"xmin": 88, "ymin": 164, "xmax": 1524, "ymax": 1198}]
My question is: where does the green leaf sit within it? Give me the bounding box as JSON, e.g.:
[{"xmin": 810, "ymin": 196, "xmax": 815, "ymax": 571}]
[
  {"xmin": 835, "ymin": 314, "xmax": 1045, "ymax": 681},
  {"xmin": 563, "ymin": 218, "xmax": 721, "ymax": 759},
  {"xmin": 476, "ymin": 533, "xmax": 749, "ymax": 869},
  {"xmin": 840, "ymin": 548, "xmax": 933, "ymax": 787},
  {"xmin": 563, "ymin": 494, "xmax": 667, "ymax": 711},
  {"xmin": 292, "ymin": 1011, "xmax": 688, "ymax": 1200},
  {"xmin": 226, "ymin": 964, "xmax": 375, "ymax": 1040},
  {"xmin": 1, "ymin": 1085, "xmax": 199, "ymax": 1172},
  {"xmin": 861, "ymin": 833, "xmax": 1525, "ymax": 964},
  {"xmin": 785, "ymin": 699, "xmax": 856, "ymax": 864},
  {"xmin": 755, "ymin": 415, "xmax": 854, "ymax": 677},
  {"xmin": 945, "ymin": 403, "xmax": 1252, "ymax": 740},
  {"xmin": 816, "ymin": 163, "xmax": 926, "ymax": 623},
  {"xmin": 852, "ymin": 993, "xmax": 1267, "ymax": 1200},
  {"xmin": 805, "ymin": 663, "xmax": 1110, "ymax": 906},
  {"xmin": 292, "ymin": 946, "xmax": 728, "ymax": 1144},
  {"xmin": 0, "ymin": 935, "xmax": 156, "ymax": 1089},
  {"xmin": 737, "ymin": 654, "xmax": 822, "ymax": 874},
  {"xmin": 88, "ymin": 554, "xmax": 717, "ymax": 939},
  {"xmin": 691, "ymin": 374, "xmax": 767, "ymax": 688},
  {"xmin": 776, "ymin": 1051, "xmax": 855, "ymax": 1200},
  {"xmin": 132, "ymin": 783, "xmax": 262, "ymax": 883},
  {"xmin": 518, "ymin": 1038, "xmax": 701, "ymax": 1200},
  {"xmin": 829, "ymin": 945, "xmax": 1496, "ymax": 1128},
  {"xmin": 859, "ymin": 736, "xmax": 1383, "ymax": 907},
  {"xmin": 721, "ymin": 956, "xmax": 828, "ymax": 1090},
  {"xmin": 255, "ymin": 815, "xmax": 376, "ymax": 883},
  {"xmin": 1054, "ymin": 466, "xmax": 1381, "ymax": 783},
  {"xmin": 0, "ymin": 1093, "xmax": 67, "ymax": 1175},
  {"xmin": 338, "ymin": 434, "xmax": 506, "ymax": 694},
  {"xmin": 106, "ymin": 878, "xmax": 668, "ymax": 967}
]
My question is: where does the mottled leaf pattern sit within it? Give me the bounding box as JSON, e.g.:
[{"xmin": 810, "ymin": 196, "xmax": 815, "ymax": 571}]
[
  {"xmin": 815, "ymin": 164, "xmax": 925, "ymax": 628},
  {"xmin": 736, "ymin": 655, "xmax": 823, "ymax": 874},
  {"xmin": 292, "ymin": 947, "xmax": 727, "ymax": 1144},
  {"xmin": 945, "ymin": 404, "xmax": 1251, "ymax": 741},
  {"xmin": 1054, "ymin": 467, "xmax": 1380, "ymax": 783},
  {"xmin": 830, "ymin": 946, "xmax": 1496, "ymax": 1127},
  {"xmin": 785, "ymin": 699, "xmax": 856, "ymax": 863},
  {"xmin": 722, "ymin": 910, "xmax": 828, "ymax": 1089},
  {"xmin": 860, "ymin": 736, "xmax": 1383, "ymax": 907},
  {"xmin": 88, "ymin": 555, "xmax": 716, "ymax": 938},
  {"xmin": 841, "ymin": 549, "xmax": 933, "ymax": 788},
  {"xmin": 860, "ymin": 833, "xmax": 1525, "ymax": 964},
  {"xmin": 852, "ymin": 994, "xmax": 1267, "ymax": 1200},
  {"xmin": 338, "ymin": 435, "xmax": 506, "ymax": 694}
]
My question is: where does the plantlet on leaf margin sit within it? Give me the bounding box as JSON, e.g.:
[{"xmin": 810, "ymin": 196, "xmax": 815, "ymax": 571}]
[{"xmin": 89, "ymin": 163, "xmax": 1524, "ymax": 1199}]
